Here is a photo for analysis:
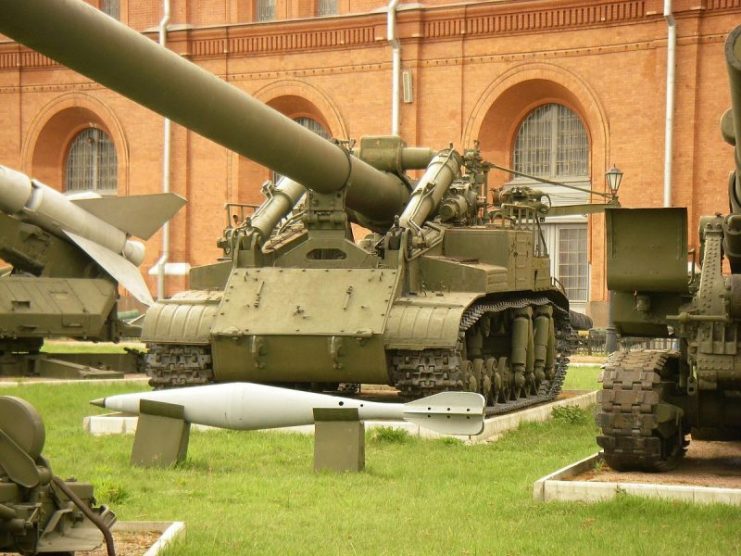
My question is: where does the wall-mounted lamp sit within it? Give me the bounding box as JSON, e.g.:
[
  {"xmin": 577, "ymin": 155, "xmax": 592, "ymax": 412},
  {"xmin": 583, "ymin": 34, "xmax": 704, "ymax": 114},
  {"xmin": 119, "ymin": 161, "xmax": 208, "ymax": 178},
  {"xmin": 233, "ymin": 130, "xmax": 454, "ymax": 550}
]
[{"xmin": 605, "ymin": 165, "xmax": 623, "ymax": 198}]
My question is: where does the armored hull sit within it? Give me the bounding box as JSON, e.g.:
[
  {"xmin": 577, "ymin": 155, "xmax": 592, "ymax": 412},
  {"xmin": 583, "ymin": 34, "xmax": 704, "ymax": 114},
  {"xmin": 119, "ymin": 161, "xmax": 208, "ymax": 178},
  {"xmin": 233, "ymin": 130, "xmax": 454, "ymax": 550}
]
[{"xmin": 144, "ymin": 201, "xmax": 577, "ymax": 412}]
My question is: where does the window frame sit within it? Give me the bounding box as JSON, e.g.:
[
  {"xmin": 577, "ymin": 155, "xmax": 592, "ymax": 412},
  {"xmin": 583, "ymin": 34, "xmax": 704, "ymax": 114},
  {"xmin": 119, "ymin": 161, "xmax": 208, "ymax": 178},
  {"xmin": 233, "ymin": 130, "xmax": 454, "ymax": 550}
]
[
  {"xmin": 99, "ymin": 0, "xmax": 120, "ymax": 19},
  {"xmin": 317, "ymin": 0, "xmax": 338, "ymax": 16},
  {"xmin": 255, "ymin": 0, "xmax": 276, "ymax": 22},
  {"xmin": 512, "ymin": 103, "xmax": 589, "ymax": 183},
  {"xmin": 64, "ymin": 127, "xmax": 118, "ymax": 194},
  {"xmin": 507, "ymin": 103, "xmax": 591, "ymax": 309}
]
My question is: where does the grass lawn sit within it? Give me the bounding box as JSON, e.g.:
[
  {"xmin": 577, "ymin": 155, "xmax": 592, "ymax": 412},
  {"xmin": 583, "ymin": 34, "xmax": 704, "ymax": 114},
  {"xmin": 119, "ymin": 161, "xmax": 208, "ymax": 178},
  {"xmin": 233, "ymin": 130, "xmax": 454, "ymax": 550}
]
[
  {"xmin": 2, "ymin": 368, "xmax": 739, "ymax": 555},
  {"xmin": 561, "ymin": 365, "xmax": 601, "ymax": 391}
]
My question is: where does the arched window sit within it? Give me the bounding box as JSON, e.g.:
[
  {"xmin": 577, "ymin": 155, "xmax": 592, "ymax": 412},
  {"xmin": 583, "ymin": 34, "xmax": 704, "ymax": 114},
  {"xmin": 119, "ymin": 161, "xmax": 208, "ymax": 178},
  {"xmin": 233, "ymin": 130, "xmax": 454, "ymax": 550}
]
[
  {"xmin": 514, "ymin": 104, "xmax": 588, "ymax": 179},
  {"xmin": 65, "ymin": 128, "xmax": 117, "ymax": 193},
  {"xmin": 511, "ymin": 104, "xmax": 589, "ymax": 308},
  {"xmin": 293, "ymin": 117, "xmax": 330, "ymax": 139}
]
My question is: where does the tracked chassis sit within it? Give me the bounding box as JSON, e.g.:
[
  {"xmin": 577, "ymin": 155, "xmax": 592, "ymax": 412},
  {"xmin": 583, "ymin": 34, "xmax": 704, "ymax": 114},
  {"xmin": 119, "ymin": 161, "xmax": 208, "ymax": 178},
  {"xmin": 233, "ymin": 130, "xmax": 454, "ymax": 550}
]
[{"xmin": 147, "ymin": 294, "xmax": 573, "ymax": 415}]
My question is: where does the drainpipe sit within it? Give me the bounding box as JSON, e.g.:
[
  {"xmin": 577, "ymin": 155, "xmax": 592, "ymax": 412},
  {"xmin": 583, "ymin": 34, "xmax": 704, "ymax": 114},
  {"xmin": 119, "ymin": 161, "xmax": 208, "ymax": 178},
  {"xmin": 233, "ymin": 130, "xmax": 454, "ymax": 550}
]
[
  {"xmin": 663, "ymin": 0, "xmax": 676, "ymax": 208},
  {"xmin": 155, "ymin": 0, "xmax": 172, "ymax": 300},
  {"xmin": 387, "ymin": 0, "xmax": 400, "ymax": 136}
]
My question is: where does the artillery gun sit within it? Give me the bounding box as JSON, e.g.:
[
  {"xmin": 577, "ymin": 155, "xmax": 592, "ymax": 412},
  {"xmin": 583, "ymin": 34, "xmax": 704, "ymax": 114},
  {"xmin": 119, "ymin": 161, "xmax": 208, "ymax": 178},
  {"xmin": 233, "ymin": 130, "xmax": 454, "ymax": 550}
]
[
  {"xmin": 595, "ymin": 25, "xmax": 741, "ymax": 471},
  {"xmin": 0, "ymin": 396, "xmax": 116, "ymax": 555},
  {"xmin": 0, "ymin": 165, "xmax": 184, "ymax": 379},
  {"xmin": 0, "ymin": 0, "xmax": 600, "ymax": 411}
]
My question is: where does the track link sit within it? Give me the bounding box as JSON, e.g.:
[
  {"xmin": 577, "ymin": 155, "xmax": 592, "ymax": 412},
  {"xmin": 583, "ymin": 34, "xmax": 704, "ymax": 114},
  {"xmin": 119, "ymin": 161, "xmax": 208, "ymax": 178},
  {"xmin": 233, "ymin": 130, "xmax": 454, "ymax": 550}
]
[
  {"xmin": 596, "ymin": 350, "xmax": 686, "ymax": 471},
  {"xmin": 146, "ymin": 344, "xmax": 214, "ymax": 389}
]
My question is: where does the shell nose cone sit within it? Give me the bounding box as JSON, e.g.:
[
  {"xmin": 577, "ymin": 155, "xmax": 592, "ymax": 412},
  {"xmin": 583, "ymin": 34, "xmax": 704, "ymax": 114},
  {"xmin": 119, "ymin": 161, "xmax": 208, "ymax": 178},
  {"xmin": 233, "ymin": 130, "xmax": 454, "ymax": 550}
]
[{"xmin": 90, "ymin": 398, "xmax": 106, "ymax": 408}]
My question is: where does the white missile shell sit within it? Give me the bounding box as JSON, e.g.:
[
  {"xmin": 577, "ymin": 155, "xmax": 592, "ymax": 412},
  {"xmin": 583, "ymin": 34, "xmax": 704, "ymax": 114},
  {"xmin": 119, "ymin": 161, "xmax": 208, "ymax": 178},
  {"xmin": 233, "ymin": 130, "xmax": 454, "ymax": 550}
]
[
  {"xmin": 0, "ymin": 165, "xmax": 185, "ymax": 305},
  {"xmin": 92, "ymin": 382, "xmax": 486, "ymax": 436},
  {"xmin": 0, "ymin": 166, "xmax": 143, "ymax": 264}
]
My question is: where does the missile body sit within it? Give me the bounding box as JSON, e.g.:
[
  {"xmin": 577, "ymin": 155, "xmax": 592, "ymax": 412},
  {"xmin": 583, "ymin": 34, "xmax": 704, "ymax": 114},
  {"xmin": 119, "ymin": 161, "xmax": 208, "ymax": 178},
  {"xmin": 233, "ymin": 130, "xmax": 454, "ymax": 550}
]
[
  {"xmin": 92, "ymin": 383, "xmax": 486, "ymax": 436},
  {"xmin": 0, "ymin": 166, "xmax": 144, "ymax": 264},
  {"xmin": 0, "ymin": 166, "xmax": 185, "ymax": 305}
]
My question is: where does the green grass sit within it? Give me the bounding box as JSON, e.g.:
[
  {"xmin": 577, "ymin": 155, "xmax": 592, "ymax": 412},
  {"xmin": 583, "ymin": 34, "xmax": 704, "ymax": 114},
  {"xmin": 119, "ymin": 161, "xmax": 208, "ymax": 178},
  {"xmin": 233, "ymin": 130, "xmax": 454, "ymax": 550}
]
[
  {"xmin": 3, "ymin": 374, "xmax": 739, "ymax": 555},
  {"xmin": 561, "ymin": 364, "xmax": 601, "ymax": 391}
]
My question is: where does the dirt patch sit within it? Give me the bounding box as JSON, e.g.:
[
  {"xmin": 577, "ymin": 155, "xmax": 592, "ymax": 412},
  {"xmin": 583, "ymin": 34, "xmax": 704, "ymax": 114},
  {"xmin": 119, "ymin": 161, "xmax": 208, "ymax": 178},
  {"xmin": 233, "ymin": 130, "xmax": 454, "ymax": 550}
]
[
  {"xmin": 1, "ymin": 529, "xmax": 163, "ymax": 556},
  {"xmin": 80, "ymin": 530, "xmax": 164, "ymax": 556},
  {"xmin": 576, "ymin": 440, "xmax": 741, "ymax": 489},
  {"xmin": 557, "ymin": 390, "xmax": 592, "ymax": 400}
]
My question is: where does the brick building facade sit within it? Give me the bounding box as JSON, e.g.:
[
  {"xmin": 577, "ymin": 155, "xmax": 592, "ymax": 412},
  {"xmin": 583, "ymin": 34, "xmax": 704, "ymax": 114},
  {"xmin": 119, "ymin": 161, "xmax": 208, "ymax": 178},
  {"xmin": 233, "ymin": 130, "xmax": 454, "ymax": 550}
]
[{"xmin": 1, "ymin": 0, "xmax": 740, "ymax": 324}]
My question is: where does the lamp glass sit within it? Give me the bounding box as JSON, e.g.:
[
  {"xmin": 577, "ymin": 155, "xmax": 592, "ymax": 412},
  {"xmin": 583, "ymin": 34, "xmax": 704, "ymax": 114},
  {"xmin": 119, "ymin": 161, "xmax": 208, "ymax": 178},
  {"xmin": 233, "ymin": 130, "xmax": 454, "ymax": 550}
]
[{"xmin": 606, "ymin": 166, "xmax": 623, "ymax": 195}]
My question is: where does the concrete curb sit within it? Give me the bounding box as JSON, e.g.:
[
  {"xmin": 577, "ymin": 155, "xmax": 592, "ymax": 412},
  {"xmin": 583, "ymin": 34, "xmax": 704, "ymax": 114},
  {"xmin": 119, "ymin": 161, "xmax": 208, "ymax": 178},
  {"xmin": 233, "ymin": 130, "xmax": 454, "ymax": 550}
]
[
  {"xmin": 533, "ymin": 452, "xmax": 741, "ymax": 506},
  {"xmin": 83, "ymin": 390, "xmax": 597, "ymax": 443},
  {"xmin": 113, "ymin": 521, "xmax": 186, "ymax": 555}
]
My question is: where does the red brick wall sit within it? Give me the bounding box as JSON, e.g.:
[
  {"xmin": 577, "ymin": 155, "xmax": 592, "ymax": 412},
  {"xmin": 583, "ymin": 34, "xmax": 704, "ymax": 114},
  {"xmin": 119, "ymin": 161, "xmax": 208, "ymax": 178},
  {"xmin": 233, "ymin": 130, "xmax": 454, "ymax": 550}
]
[{"xmin": 1, "ymin": 0, "xmax": 740, "ymax": 317}]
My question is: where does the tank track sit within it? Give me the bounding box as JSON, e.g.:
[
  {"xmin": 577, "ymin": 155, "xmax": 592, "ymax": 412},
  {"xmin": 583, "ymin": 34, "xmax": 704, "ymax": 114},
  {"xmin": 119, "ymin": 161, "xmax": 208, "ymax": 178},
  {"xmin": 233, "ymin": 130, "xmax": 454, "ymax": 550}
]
[
  {"xmin": 389, "ymin": 295, "xmax": 573, "ymax": 414},
  {"xmin": 596, "ymin": 349, "xmax": 686, "ymax": 471},
  {"xmin": 146, "ymin": 344, "xmax": 214, "ymax": 389}
]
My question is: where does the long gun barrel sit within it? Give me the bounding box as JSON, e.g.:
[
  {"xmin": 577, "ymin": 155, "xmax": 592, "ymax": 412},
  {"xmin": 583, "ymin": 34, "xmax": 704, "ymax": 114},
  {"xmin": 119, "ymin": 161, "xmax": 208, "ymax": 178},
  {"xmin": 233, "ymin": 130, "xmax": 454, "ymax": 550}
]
[
  {"xmin": 0, "ymin": 0, "xmax": 409, "ymax": 230},
  {"xmin": 722, "ymin": 26, "xmax": 741, "ymax": 272},
  {"xmin": 724, "ymin": 25, "xmax": 741, "ymax": 210}
]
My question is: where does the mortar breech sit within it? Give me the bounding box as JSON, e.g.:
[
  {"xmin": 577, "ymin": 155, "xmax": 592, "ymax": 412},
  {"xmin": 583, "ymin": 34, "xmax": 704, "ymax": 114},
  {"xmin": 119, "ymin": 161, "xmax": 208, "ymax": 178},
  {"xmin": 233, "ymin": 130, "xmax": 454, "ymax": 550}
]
[
  {"xmin": 398, "ymin": 149, "xmax": 462, "ymax": 230},
  {"xmin": 249, "ymin": 178, "xmax": 307, "ymax": 240}
]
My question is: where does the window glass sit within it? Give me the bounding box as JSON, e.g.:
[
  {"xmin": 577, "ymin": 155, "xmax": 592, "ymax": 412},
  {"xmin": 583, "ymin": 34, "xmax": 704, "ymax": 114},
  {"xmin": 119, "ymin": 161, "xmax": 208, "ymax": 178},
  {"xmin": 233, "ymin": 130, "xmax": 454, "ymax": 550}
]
[
  {"xmin": 512, "ymin": 103, "xmax": 590, "ymax": 307},
  {"xmin": 317, "ymin": 0, "xmax": 338, "ymax": 16},
  {"xmin": 99, "ymin": 0, "xmax": 120, "ymax": 19},
  {"xmin": 557, "ymin": 226, "xmax": 588, "ymax": 302},
  {"xmin": 65, "ymin": 128, "xmax": 117, "ymax": 193},
  {"xmin": 255, "ymin": 0, "xmax": 275, "ymax": 22},
  {"xmin": 514, "ymin": 104, "xmax": 587, "ymax": 179},
  {"xmin": 293, "ymin": 117, "xmax": 330, "ymax": 139}
]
